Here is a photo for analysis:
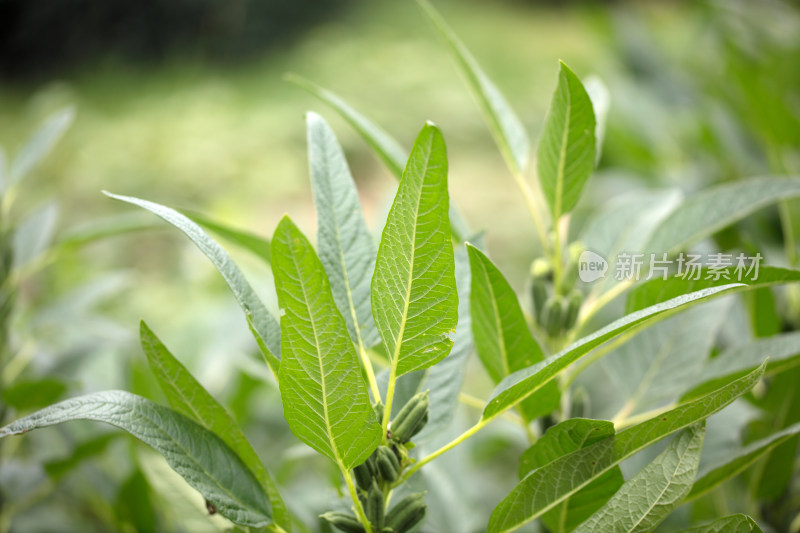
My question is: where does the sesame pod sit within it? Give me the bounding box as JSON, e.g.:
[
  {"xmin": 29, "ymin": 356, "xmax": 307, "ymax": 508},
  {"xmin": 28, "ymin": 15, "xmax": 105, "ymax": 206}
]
[
  {"xmin": 376, "ymin": 445, "xmax": 401, "ymax": 482},
  {"xmin": 320, "ymin": 511, "xmax": 367, "ymax": 533},
  {"xmin": 531, "ymin": 279, "xmax": 547, "ymax": 323},
  {"xmin": 564, "ymin": 289, "xmax": 582, "ymax": 330},
  {"xmin": 543, "ymin": 297, "xmax": 563, "ymax": 338},
  {"xmin": 379, "ymin": 529, "xmax": 394, "ymax": 533},
  {"xmin": 353, "ymin": 460, "xmax": 373, "ymax": 491},
  {"xmin": 385, "ymin": 493, "xmax": 426, "ymax": 533},
  {"xmin": 365, "ymin": 480, "xmax": 384, "ymax": 530},
  {"xmin": 390, "ymin": 391, "xmax": 429, "ymax": 444}
]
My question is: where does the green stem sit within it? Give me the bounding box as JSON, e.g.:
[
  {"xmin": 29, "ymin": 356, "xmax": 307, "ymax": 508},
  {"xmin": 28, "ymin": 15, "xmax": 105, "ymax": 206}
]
[
  {"xmin": 400, "ymin": 417, "xmax": 492, "ymax": 482},
  {"xmin": 341, "ymin": 465, "xmax": 372, "ymax": 533},
  {"xmin": 381, "ymin": 364, "xmax": 397, "ymax": 443},
  {"xmin": 358, "ymin": 343, "xmax": 381, "ymax": 404},
  {"xmin": 511, "ymin": 169, "xmax": 551, "ymax": 255}
]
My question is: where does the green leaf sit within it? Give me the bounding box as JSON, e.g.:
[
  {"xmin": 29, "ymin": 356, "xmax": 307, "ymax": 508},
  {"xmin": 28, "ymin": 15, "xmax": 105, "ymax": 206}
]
[
  {"xmin": 307, "ymin": 112, "xmax": 380, "ymax": 349},
  {"xmin": 537, "ymin": 61, "xmax": 596, "ymax": 220},
  {"xmin": 587, "ymin": 300, "xmax": 729, "ymax": 420},
  {"xmin": 9, "ymin": 107, "xmax": 74, "ymax": 187},
  {"xmin": 285, "ymin": 74, "xmax": 407, "ymax": 178},
  {"xmin": 182, "ymin": 209, "xmax": 271, "ymax": 263},
  {"xmin": 372, "ymin": 122, "xmax": 458, "ymax": 377},
  {"xmin": 643, "ymin": 177, "xmax": 800, "ymax": 254},
  {"xmin": 483, "ymin": 285, "xmax": 741, "ymax": 421},
  {"xmin": 0, "ymin": 391, "xmax": 272, "ymax": 527},
  {"xmin": 584, "ymin": 76, "xmax": 610, "ymax": 164},
  {"xmin": 418, "ymin": 0, "xmax": 530, "ymax": 175},
  {"xmin": 104, "ymin": 192, "xmax": 280, "ymax": 375},
  {"xmin": 487, "ymin": 362, "xmax": 765, "ymax": 533},
  {"xmin": 682, "ymin": 330, "xmax": 800, "ymax": 401},
  {"xmin": 467, "ymin": 244, "xmax": 559, "ymax": 421},
  {"xmin": 678, "ymin": 514, "xmax": 763, "ymax": 533},
  {"xmin": 2, "ymin": 378, "xmax": 68, "ymax": 411},
  {"xmin": 687, "ymin": 421, "xmax": 800, "ymax": 501},
  {"xmin": 272, "ymin": 216, "xmax": 381, "ymax": 469},
  {"xmin": 519, "ymin": 419, "xmax": 624, "ymax": 533},
  {"xmin": 626, "ymin": 266, "xmax": 800, "ymax": 313},
  {"xmin": 416, "ymin": 244, "xmax": 474, "ymax": 440},
  {"xmin": 572, "ymin": 424, "xmax": 705, "ymax": 533},
  {"xmin": 140, "ymin": 322, "xmax": 291, "ymax": 531}
]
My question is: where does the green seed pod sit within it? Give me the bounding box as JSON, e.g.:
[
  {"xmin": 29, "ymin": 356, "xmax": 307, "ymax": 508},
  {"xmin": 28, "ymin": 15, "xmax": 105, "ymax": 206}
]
[
  {"xmin": 531, "ymin": 279, "xmax": 547, "ymax": 322},
  {"xmin": 379, "ymin": 528, "xmax": 394, "ymax": 533},
  {"xmin": 390, "ymin": 391, "xmax": 429, "ymax": 443},
  {"xmin": 365, "ymin": 480, "xmax": 384, "ymax": 530},
  {"xmin": 543, "ymin": 297, "xmax": 563, "ymax": 338},
  {"xmin": 563, "ymin": 289, "xmax": 582, "ymax": 330},
  {"xmin": 320, "ymin": 511, "xmax": 367, "ymax": 533},
  {"xmin": 376, "ymin": 445, "xmax": 401, "ymax": 482},
  {"xmin": 530, "ymin": 257, "xmax": 551, "ymax": 280},
  {"xmin": 385, "ymin": 492, "xmax": 426, "ymax": 533},
  {"xmin": 353, "ymin": 460, "xmax": 373, "ymax": 491}
]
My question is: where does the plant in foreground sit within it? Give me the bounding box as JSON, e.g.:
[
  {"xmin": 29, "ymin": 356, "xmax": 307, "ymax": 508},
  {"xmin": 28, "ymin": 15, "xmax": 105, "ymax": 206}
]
[{"xmin": 2, "ymin": 2, "xmax": 800, "ymax": 532}]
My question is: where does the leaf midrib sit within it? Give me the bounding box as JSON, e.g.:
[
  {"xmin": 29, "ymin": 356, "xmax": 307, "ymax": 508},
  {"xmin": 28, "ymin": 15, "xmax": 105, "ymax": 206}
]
[
  {"xmin": 289, "ymin": 240, "xmax": 344, "ymax": 467},
  {"xmin": 554, "ymin": 76, "xmax": 571, "ymax": 221},
  {"xmin": 625, "ymin": 432, "xmax": 696, "ymax": 532}
]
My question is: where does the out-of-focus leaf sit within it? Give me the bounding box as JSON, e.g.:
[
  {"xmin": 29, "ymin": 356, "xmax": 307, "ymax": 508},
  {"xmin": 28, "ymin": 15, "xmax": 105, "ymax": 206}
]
[
  {"xmin": 2, "ymin": 378, "xmax": 68, "ymax": 410},
  {"xmin": 467, "ymin": 244, "xmax": 559, "ymax": 421},
  {"xmin": 372, "ymin": 123, "xmax": 458, "ymax": 377},
  {"xmin": 0, "ymin": 391, "xmax": 273, "ymax": 527},
  {"xmin": 487, "ymin": 363, "xmax": 765, "ymax": 533},
  {"xmin": 13, "ymin": 201, "xmax": 58, "ymax": 269},
  {"xmin": 418, "ymin": 0, "xmax": 530, "ymax": 175},
  {"xmin": 687, "ymin": 421, "xmax": 800, "ymax": 501},
  {"xmin": 307, "ymin": 112, "xmax": 379, "ymax": 350},
  {"xmin": 140, "ymin": 322, "xmax": 291, "ymax": 531},
  {"xmin": 105, "ymin": 192, "xmax": 280, "ymax": 374},
  {"xmin": 537, "ymin": 61, "xmax": 597, "ymax": 220},
  {"xmin": 643, "ymin": 177, "xmax": 800, "ymax": 254},
  {"xmin": 8, "ymin": 107, "xmax": 74, "ymax": 187},
  {"xmin": 519, "ymin": 419, "xmax": 623, "ymax": 533},
  {"xmin": 682, "ymin": 330, "xmax": 800, "ymax": 401},
  {"xmin": 285, "ymin": 74, "xmax": 407, "ymax": 178},
  {"xmin": 584, "ymin": 76, "xmax": 610, "ymax": 164},
  {"xmin": 43, "ymin": 433, "xmax": 119, "ymax": 480},
  {"xmin": 272, "ymin": 217, "xmax": 381, "ymax": 469},
  {"xmin": 115, "ymin": 469, "xmax": 158, "ymax": 533},
  {"xmin": 678, "ymin": 514, "xmax": 763, "ymax": 533},
  {"xmin": 573, "ymin": 424, "xmax": 705, "ymax": 533},
  {"xmin": 57, "ymin": 213, "xmax": 163, "ymax": 249}
]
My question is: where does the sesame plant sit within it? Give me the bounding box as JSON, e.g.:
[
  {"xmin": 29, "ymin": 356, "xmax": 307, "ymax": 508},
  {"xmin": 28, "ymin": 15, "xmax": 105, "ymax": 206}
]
[{"xmin": 2, "ymin": 2, "xmax": 800, "ymax": 532}]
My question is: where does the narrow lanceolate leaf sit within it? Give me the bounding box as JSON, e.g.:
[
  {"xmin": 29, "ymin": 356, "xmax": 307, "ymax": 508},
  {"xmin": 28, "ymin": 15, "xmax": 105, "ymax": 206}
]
[
  {"xmin": 272, "ymin": 217, "xmax": 381, "ymax": 468},
  {"xmin": 182, "ymin": 209, "xmax": 271, "ymax": 263},
  {"xmin": 419, "ymin": 0, "xmax": 529, "ymax": 174},
  {"xmin": 678, "ymin": 515, "xmax": 763, "ymax": 533},
  {"xmin": 584, "ymin": 76, "xmax": 610, "ymax": 164},
  {"xmin": 286, "ymin": 74, "xmax": 407, "ymax": 178},
  {"xmin": 644, "ymin": 177, "xmax": 800, "ymax": 254},
  {"xmin": 372, "ymin": 123, "xmax": 458, "ymax": 376},
  {"xmin": 537, "ymin": 61, "xmax": 596, "ymax": 220},
  {"xmin": 105, "ymin": 193, "xmax": 280, "ymax": 375},
  {"xmin": 467, "ymin": 244, "xmax": 559, "ymax": 421},
  {"xmin": 487, "ymin": 363, "xmax": 765, "ymax": 533},
  {"xmin": 483, "ymin": 285, "xmax": 741, "ymax": 421},
  {"xmin": 573, "ymin": 424, "xmax": 705, "ymax": 533},
  {"xmin": 519, "ymin": 419, "xmax": 623, "ymax": 533},
  {"xmin": 140, "ymin": 322, "xmax": 291, "ymax": 532},
  {"xmin": 687, "ymin": 421, "xmax": 800, "ymax": 501},
  {"xmin": 307, "ymin": 112, "xmax": 380, "ymax": 349},
  {"xmin": 0, "ymin": 391, "xmax": 272, "ymax": 527},
  {"xmin": 626, "ymin": 266, "xmax": 800, "ymax": 313},
  {"xmin": 9, "ymin": 107, "xmax": 75, "ymax": 187}
]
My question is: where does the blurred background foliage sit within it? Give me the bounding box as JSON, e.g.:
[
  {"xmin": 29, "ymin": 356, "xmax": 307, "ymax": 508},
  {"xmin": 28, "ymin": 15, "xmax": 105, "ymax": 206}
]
[{"xmin": 0, "ymin": 0, "xmax": 798, "ymax": 531}]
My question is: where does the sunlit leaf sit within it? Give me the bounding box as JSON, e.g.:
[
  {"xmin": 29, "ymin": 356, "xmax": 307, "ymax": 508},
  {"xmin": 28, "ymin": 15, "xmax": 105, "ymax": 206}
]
[
  {"xmin": 0, "ymin": 391, "xmax": 272, "ymax": 527},
  {"xmin": 272, "ymin": 216, "xmax": 381, "ymax": 469}
]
